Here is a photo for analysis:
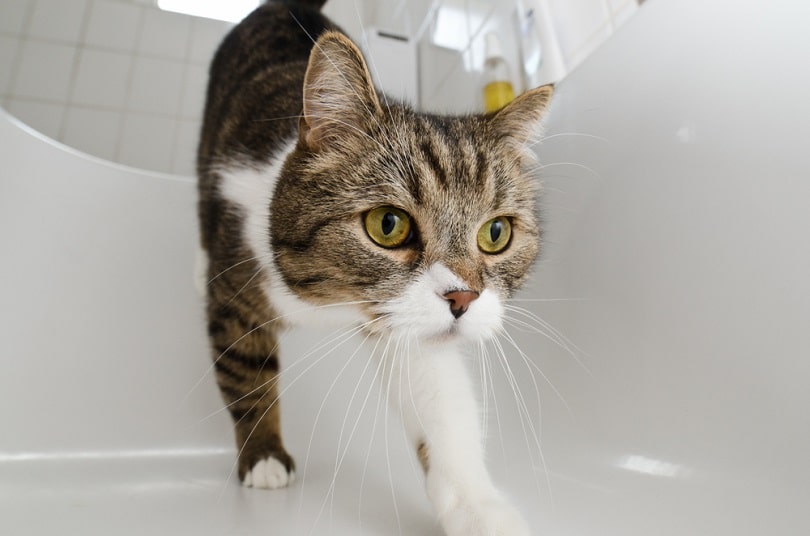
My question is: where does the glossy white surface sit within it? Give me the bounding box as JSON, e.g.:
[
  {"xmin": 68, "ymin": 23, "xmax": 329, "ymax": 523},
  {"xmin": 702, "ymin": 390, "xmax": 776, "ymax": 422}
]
[{"xmin": 2, "ymin": 0, "xmax": 810, "ymax": 534}]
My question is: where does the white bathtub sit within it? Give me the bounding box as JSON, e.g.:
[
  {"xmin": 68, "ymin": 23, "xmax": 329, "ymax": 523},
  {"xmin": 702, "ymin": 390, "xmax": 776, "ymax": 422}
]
[{"xmin": 1, "ymin": 0, "xmax": 808, "ymax": 534}]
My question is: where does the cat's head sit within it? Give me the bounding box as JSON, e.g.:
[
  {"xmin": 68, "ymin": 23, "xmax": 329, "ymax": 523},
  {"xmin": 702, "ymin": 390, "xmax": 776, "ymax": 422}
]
[{"xmin": 270, "ymin": 32, "xmax": 553, "ymax": 343}]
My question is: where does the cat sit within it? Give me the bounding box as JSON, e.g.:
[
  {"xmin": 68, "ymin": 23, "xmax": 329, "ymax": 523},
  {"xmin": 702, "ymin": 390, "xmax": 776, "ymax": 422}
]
[{"xmin": 197, "ymin": 1, "xmax": 553, "ymax": 534}]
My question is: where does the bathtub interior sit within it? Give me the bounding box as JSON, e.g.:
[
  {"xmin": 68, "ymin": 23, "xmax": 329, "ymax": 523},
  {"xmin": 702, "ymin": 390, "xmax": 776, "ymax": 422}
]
[{"xmin": 2, "ymin": 0, "xmax": 810, "ymax": 534}]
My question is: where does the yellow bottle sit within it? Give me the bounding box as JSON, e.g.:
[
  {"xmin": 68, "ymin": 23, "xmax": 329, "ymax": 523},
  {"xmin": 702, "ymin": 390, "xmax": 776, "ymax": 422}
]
[{"xmin": 482, "ymin": 33, "xmax": 515, "ymax": 113}]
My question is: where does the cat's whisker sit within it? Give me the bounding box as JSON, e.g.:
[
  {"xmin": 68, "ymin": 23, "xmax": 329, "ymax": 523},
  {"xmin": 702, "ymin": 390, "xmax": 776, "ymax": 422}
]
[
  {"xmin": 184, "ymin": 299, "xmax": 381, "ymax": 403},
  {"xmin": 405, "ymin": 333, "xmax": 428, "ymax": 451},
  {"xmin": 217, "ymin": 317, "xmax": 384, "ymax": 423},
  {"xmin": 503, "ymin": 303, "xmax": 589, "ymax": 359},
  {"xmin": 490, "ymin": 334, "xmax": 554, "ymax": 507},
  {"xmin": 358, "ymin": 332, "xmax": 391, "ymax": 529},
  {"xmin": 309, "ymin": 332, "xmax": 378, "ymax": 530},
  {"xmin": 382, "ymin": 333, "xmax": 403, "ymax": 535},
  {"xmin": 338, "ymin": 334, "xmax": 388, "ymax": 527},
  {"xmin": 250, "ymin": 114, "xmax": 312, "ymax": 124},
  {"xmin": 396, "ymin": 332, "xmax": 421, "ymax": 481},
  {"xmin": 479, "ymin": 341, "xmax": 508, "ymax": 466},
  {"xmin": 206, "ymin": 253, "xmax": 270, "ymax": 286},
  {"xmin": 498, "ymin": 324, "xmax": 572, "ymax": 417},
  {"xmin": 298, "ymin": 112, "xmax": 389, "ymax": 152},
  {"xmin": 329, "ymin": 332, "xmax": 390, "ymax": 518},
  {"xmin": 299, "ymin": 325, "xmax": 380, "ymax": 508},
  {"xmin": 533, "ymin": 131, "xmax": 609, "ymax": 145},
  {"xmin": 224, "ymin": 264, "xmax": 265, "ymax": 306},
  {"xmin": 221, "ymin": 316, "xmax": 386, "ymax": 496},
  {"xmin": 530, "ymin": 160, "xmax": 603, "ymax": 181},
  {"xmin": 508, "ymin": 297, "xmax": 590, "ymax": 303},
  {"xmin": 504, "ymin": 304, "xmax": 594, "ymax": 372},
  {"xmin": 476, "ymin": 342, "xmax": 490, "ymax": 447}
]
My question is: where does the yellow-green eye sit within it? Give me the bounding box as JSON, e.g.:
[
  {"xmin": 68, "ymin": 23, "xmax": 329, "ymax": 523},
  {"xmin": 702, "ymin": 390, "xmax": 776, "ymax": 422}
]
[
  {"xmin": 364, "ymin": 206, "xmax": 413, "ymax": 248},
  {"xmin": 477, "ymin": 216, "xmax": 512, "ymax": 254}
]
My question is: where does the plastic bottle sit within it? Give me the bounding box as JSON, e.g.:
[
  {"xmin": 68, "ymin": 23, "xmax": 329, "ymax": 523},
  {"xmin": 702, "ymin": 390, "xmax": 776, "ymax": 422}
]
[{"xmin": 482, "ymin": 33, "xmax": 515, "ymax": 113}]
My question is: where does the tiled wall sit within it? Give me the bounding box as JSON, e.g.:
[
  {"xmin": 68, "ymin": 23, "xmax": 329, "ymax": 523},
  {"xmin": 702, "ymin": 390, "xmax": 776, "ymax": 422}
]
[
  {"xmin": 0, "ymin": 0, "xmax": 640, "ymax": 173},
  {"xmin": 0, "ymin": 0, "xmax": 232, "ymax": 175}
]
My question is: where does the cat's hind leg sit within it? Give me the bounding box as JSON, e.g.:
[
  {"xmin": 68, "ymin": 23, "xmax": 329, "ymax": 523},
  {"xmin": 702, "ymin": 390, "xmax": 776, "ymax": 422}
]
[{"xmin": 206, "ymin": 298, "xmax": 294, "ymax": 489}]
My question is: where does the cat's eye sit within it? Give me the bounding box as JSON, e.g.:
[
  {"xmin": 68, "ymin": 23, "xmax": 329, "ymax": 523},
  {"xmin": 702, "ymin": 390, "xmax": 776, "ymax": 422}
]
[
  {"xmin": 477, "ymin": 216, "xmax": 512, "ymax": 254},
  {"xmin": 364, "ymin": 206, "xmax": 413, "ymax": 248}
]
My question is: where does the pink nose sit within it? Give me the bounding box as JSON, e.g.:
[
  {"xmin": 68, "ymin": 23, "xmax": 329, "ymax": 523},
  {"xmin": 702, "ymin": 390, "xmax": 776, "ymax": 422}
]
[{"xmin": 443, "ymin": 290, "xmax": 480, "ymax": 319}]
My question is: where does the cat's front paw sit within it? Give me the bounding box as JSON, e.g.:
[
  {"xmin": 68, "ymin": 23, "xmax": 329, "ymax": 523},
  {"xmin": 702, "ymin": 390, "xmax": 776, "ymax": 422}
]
[
  {"xmin": 240, "ymin": 451, "xmax": 295, "ymax": 489},
  {"xmin": 440, "ymin": 496, "xmax": 531, "ymax": 536}
]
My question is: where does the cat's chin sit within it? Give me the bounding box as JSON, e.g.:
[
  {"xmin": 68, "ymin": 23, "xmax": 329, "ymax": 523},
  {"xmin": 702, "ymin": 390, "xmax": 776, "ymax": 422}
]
[{"xmin": 382, "ymin": 318, "xmax": 500, "ymax": 347}]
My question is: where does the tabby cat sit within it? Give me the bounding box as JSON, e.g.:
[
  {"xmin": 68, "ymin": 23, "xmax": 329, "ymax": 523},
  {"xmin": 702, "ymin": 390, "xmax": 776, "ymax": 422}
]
[{"xmin": 197, "ymin": 1, "xmax": 553, "ymax": 534}]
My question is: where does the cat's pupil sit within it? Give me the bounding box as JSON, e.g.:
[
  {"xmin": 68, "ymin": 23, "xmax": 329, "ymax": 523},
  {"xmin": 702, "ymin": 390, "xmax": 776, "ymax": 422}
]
[
  {"xmin": 490, "ymin": 220, "xmax": 502, "ymax": 242},
  {"xmin": 381, "ymin": 212, "xmax": 397, "ymax": 235}
]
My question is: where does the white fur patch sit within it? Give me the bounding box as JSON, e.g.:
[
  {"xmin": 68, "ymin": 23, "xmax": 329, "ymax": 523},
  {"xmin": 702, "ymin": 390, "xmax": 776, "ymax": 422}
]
[
  {"xmin": 217, "ymin": 141, "xmax": 364, "ymax": 329},
  {"xmin": 242, "ymin": 457, "xmax": 294, "ymax": 489},
  {"xmin": 387, "ymin": 341, "xmax": 527, "ymax": 536},
  {"xmin": 379, "ymin": 263, "xmax": 504, "ymax": 342}
]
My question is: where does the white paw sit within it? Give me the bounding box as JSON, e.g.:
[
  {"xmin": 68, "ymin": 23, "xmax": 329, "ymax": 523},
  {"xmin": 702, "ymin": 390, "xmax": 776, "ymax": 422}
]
[
  {"xmin": 441, "ymin": 496, "xmax": 531, "ymax": 536},
  {"xmin": 242, "ymin": 457, "xmax": 294, "ymax": 489}
]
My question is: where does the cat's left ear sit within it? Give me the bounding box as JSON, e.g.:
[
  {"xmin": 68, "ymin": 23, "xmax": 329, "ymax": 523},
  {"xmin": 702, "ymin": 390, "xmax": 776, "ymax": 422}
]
[
  {"xmin": 490, "ymin": 84, "xmax": 554, "ymax": 151},
  {"xmin": 300, "ymin": 31, "xmax": 382, "ymax": 152}
]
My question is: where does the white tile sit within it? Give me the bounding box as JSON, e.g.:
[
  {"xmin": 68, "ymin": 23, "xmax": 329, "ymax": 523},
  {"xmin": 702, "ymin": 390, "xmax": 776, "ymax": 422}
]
[
  {"xmin": 138, "ymin": 7, "xmax": 191, "ymax": 60},
  {"xmin": 118, "ymin": 112, "xmax": 176, "ymax": 171},
  {"xmin": 0, "ymin": 0, "xmax": 33, "ymax": 36},
  {"xmin": 61, "ymin": 105, "xmax": 122, "ymax": 160},
  {"xmin": 83, "ymin": 0, "xmax": 142, "ymax": 52},
  {"xmin": 0, "ymin": 35, "xmax": 21, "ymax": 97},
  {"xmin": 28, "ymin": 0, "xmax": 88, "ymax": 43},
  {"xmin": 171, "ymin": 119, "xmax": 201, "ymax": 176},
  {"xmin": 179, "ymin": 62, "xmax": 207, "ymax": 119},
  {"xmin": 6, "ymin": 98, "xmax": 65, "ymax": 139},
  {"xmin": 71, "ymin": 48, "xmax": 132, "ymax": 108},
  {"xmin": 11, "ymin": 40, "xmax": 77, "ymax": 102},
  {"xmin": 546, "ymin": 0, "xmax": 610, "ymax": 62},
  {"xmin": 128, "ymin": 56, "xmax": 184, "ymax": 115},
  {"xmin": 188, "ymin": 16, "xmax": 231, "ymax": 64}
]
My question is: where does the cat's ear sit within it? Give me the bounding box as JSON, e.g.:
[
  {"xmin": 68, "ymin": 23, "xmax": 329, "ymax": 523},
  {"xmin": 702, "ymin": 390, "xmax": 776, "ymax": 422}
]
[
  {"xmin": 490, "ymin": 84, "xmax": 554, "ymax": 151},
  {"xmin": 300, "ymin": 31, "xmax": 382, "ymax": 152}
]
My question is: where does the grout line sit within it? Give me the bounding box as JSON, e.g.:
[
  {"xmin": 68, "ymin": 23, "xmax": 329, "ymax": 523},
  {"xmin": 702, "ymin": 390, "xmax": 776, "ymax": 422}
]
[
  {"xmin": 58, "ymin": 0, "xmax": 95, "ymax": 142},
  {"xmin": 114, "ymin": 2, "xmax": 146, "ymax": 163},
  {"xmin": 4, "ymin": 0, "xmax": 38, "ymax": 108},
  {"xmin": 170, "ymin": 15, "xmax": 197, "ymax": 174},
  {"xmin": 1, "ymin": 32, "xmax": 209, "ymax": 64}
]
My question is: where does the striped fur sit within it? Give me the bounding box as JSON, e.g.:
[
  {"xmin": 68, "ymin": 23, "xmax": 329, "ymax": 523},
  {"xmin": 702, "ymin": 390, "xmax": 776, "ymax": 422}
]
[{"xmin": 197, "ymin": 0, "xmax": 553, "ymax": 531}]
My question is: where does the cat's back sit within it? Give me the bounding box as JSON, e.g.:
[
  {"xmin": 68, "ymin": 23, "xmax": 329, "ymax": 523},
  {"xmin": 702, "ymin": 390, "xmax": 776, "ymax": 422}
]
[{"xmin": 198, "ymin": 1, "xmax": 335, "ymax": 168}]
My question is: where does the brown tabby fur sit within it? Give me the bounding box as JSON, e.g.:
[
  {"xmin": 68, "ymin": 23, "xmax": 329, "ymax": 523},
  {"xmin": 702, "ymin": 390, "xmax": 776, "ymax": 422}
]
[{"xmin": 197, "ymin": 0, "xmax": 552, "ymax": 483}]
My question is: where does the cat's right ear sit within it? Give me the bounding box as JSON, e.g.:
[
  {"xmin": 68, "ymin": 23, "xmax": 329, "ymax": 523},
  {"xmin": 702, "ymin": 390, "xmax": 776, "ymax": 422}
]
[{"xmin": 300, "ymin": 31, "xmax": 382, "ymax": 152}]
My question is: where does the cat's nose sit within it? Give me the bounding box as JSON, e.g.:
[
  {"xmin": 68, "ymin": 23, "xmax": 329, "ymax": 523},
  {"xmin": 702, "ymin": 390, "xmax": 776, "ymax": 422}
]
[{"xmin": 443, "ymin": 290, "xmax": 480, "ymax": 319}]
